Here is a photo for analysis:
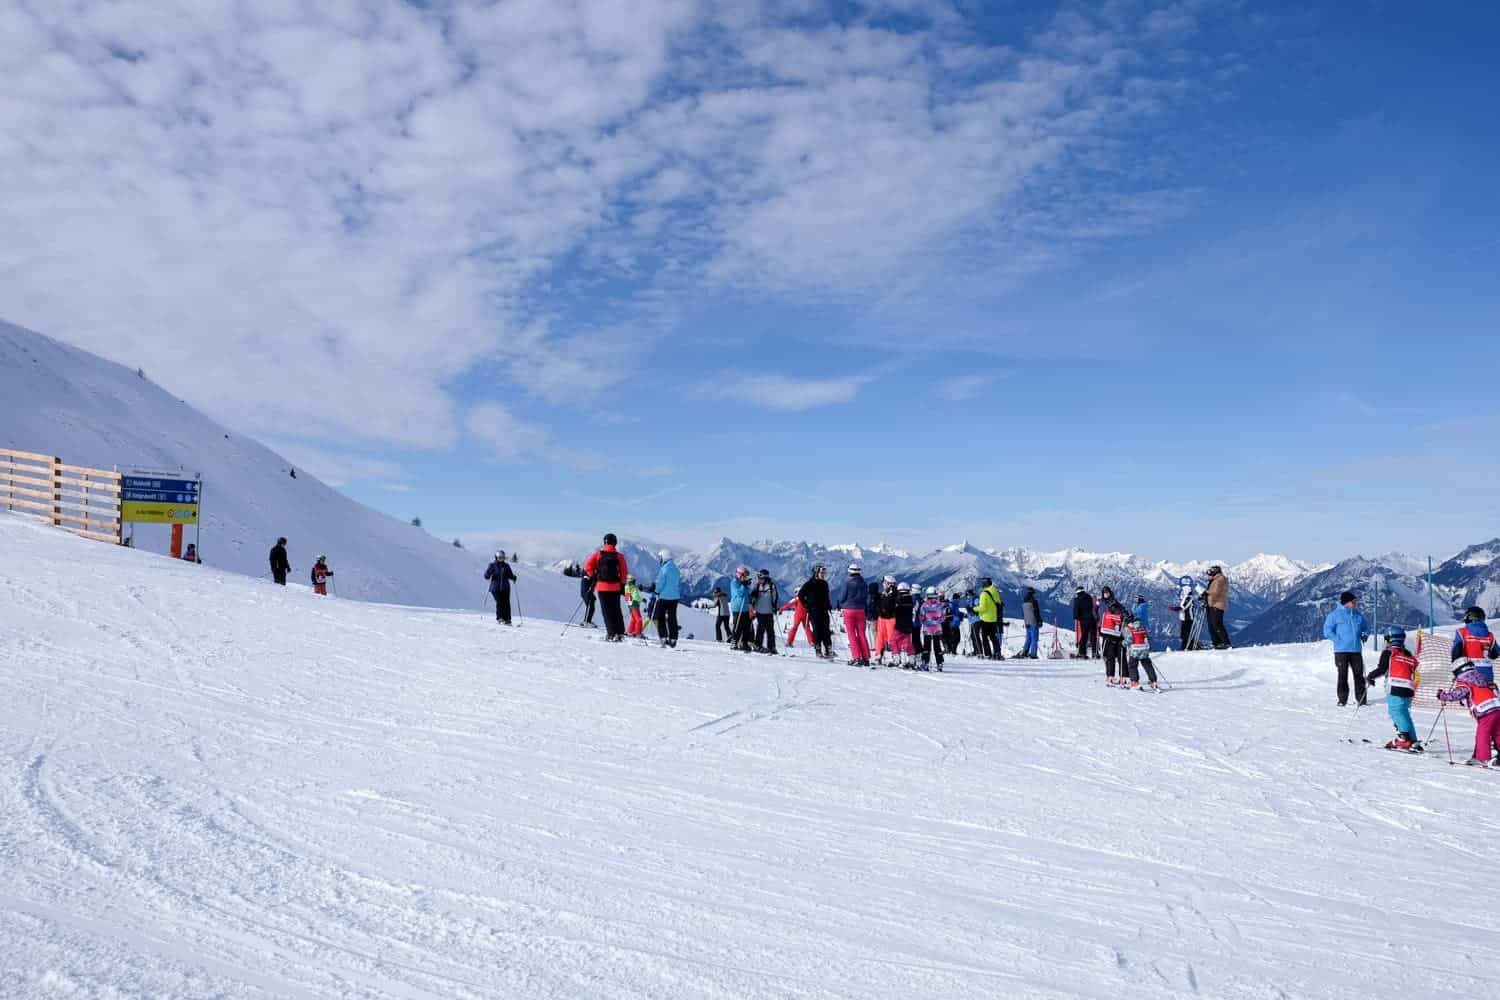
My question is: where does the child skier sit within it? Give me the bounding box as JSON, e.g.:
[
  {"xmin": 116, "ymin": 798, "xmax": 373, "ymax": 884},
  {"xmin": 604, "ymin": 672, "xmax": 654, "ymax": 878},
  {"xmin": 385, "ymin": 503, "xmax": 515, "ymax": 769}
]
[
  {"xmin": 1099, "ymin": 598, "xmax": 1126, "ymax": 685},
  {"xmin": 711, "ymin": 586, "xmax": 730, "ymax": 642},
  {"xmin": 1123, "ymin": 612, "xmax": 1159, "ymax": 691},
  {"xmin": 889, "ymin": 583, "xmax": 917, "ymax": 668},
  {"xmin": 624, "ymin": 575, "xmax": 644, "ymax": 636},
  {"xmin": 919, "ymin": 586, "xmax": 947, "ymax": 671},
  {"xmin": 1452, "ymin": 606, "xmax": 1500, "ymax": 684},
  {"xmin": 641, "ymin": 584, "xmax": 658, "ymax": 638},
  {"xmin": 874, "ymin": 577, "xmax": 899, "ymax": 664},
  {"xmin": 1364, "ymin": 626, "xmax": 1421, "ymax": 750},
  {"xmin": 1437, "ymin": 660, "xmax": 1500, "ymax": 766},
  {"xmin": 311, "ymin": 555, "xmax": 334, "ymax": 596}
]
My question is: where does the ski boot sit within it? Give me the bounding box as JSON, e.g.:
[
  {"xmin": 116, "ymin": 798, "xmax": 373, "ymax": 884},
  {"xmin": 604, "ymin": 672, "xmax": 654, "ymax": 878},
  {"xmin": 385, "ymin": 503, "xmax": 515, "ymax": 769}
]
[
  {"xmin": 1384, "ymin": 736, "xmax": 1415, "ymax": 751},
  {"xmin": 1464, "ymin": 757, "xmax": 1490, "ymax": 767}
]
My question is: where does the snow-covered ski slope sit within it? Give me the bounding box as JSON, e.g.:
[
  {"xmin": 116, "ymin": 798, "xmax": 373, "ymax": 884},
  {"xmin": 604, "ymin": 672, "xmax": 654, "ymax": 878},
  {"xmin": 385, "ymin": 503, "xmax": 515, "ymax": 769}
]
[
  {"xmin": 3, "ymin": 515, "xmax": 1498, "ymax": 1000},
  {"xmin": 0, "ymin": 318, "xmax": 592, "ymax": 612}
]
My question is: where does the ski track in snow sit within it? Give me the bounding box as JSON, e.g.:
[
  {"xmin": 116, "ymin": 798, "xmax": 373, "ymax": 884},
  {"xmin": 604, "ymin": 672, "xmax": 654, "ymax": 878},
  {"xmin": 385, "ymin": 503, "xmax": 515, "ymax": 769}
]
[{"xmin": 2, "ymin": 514, "xmax": 1499, "ymax": 999}]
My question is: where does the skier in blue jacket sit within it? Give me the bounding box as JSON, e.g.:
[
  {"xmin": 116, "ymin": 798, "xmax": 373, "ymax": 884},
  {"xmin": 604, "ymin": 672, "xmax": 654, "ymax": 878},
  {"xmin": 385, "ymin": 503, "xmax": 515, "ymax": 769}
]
[
  {"xmin": 728, "ymin": 565, "xmax": 755, "ymax": 651},
  {"xmin": 1322, "ymin": 590, "xmax": 1371, "ymax": 706},
  {"xmin": 653, "ymin": 550, "xmax": 682, "ymax": 647}
]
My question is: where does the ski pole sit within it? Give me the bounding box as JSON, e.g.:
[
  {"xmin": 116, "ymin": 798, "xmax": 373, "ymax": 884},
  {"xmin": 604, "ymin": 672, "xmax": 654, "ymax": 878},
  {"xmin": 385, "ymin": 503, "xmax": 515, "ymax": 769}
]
[
  {"xmin": 559, "ymin": 598, "xmax": 584, "ymax": 637},
  {"xmin": 514, "ymin": 584, "xmax": 522, "ymax": 625},
  {"xmin": 1441, "ymin": 706, "xmax": 1454, "ymax": 765}
]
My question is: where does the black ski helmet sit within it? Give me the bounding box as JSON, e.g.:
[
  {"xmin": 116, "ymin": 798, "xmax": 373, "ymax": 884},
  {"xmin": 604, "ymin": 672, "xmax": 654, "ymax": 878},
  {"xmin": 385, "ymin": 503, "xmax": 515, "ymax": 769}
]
[
  {"xmin": 603, "ymin": 532, "xmax": 617, "ymax": 546},
  {"xmin": 1465, "ymin": 606, "xmax": 1486, "ymax": 623}
]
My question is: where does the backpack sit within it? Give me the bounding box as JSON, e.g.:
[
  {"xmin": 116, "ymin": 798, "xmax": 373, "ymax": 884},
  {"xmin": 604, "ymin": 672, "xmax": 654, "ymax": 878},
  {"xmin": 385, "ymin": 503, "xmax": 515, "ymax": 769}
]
[{"xmin": 595, "ymin": 550, "xmax": 621, "ymax": 584}]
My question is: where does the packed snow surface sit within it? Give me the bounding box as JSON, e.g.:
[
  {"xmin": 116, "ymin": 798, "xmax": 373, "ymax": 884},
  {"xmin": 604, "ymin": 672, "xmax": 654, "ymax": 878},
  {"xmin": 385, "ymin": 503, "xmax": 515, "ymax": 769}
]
[{"xmin": 2, "ymin": 514, "xmax": 1498, "ymax": 999}]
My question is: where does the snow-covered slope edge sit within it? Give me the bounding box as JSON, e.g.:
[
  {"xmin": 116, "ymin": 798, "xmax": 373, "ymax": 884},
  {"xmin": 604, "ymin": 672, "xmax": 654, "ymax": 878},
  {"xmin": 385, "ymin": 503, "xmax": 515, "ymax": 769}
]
[
  {"xmin": 0, "ymin": 318, "xmax": 584, "ymax": 614},
  {"xmin": 2, "ymin": 513, "xmax": 1495, "ymax": 998}
]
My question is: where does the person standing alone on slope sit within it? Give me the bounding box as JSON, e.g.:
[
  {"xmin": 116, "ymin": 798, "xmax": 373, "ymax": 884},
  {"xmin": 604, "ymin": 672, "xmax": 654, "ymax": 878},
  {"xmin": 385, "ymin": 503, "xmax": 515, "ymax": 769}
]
[
  {"xmin": 311, "ymin": 555, "xmax": 335, "ymax": 596},
  {"xmin": 484, "ymin": 551, "xmax": 516, "ymax": 624},
  {"xmin": 269, "ymin": 537, "xmax": 290, "ymax": 585},
  {"xmin": 1323, "ymin": 590, "xmax": 1370, "ymax": 706},
  {"xmin": 584, "ymin": 534, "xmax": 629, "ymax": 642}
]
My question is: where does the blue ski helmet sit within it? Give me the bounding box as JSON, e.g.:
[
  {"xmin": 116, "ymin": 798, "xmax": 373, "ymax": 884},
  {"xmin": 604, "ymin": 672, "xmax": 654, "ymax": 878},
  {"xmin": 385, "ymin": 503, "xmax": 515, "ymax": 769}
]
[
  {"xmin": 1382, "ymin": 625, "xmax": 1406, "ymax": 647},
  {"xmin": 1178, "ymin": 575, "xmax": 1193, "ymax": 587}
]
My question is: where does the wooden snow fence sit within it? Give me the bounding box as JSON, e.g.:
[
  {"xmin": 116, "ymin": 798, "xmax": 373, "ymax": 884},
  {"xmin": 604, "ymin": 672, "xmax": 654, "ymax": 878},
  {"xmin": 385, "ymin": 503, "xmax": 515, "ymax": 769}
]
[{"xmin": 1, "ymin": 447, "xmax": 122, "ymax": 544}]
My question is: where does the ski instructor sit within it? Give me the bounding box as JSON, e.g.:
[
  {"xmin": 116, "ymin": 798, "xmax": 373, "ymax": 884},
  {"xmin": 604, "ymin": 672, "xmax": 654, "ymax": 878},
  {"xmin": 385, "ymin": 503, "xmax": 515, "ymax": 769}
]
[
  {"xmin": 484, "ymin": 551, "xmax": 517, "ymax": 625},
  {"xmin": 1323, "ymin": 590, "xmax": 1371, "ymax": 707},
  {"xmin": 584, "ymin": 533, "xmax": 629, "ymax": 642}
]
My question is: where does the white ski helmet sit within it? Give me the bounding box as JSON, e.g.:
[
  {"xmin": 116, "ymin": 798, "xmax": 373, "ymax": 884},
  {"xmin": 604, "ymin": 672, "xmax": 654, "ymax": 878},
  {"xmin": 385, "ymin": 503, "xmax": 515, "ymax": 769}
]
[
  {"xmin": 883, "ymin": 575, "xmax": 897, "ymax": 585},
  {"xmin": 925, "ymin": 586, "xmax": 938, "ymax": 596},
  {"xmin": 848, "ymin": 563, "xmax": 862, "ymax": 574},
  {"xmin": 897, "ymin": 581, "xmax": 912, "ymax": 593},
  {"xmin": 658, "ymin": 549, "xmax": 671, "ymax": 561}
]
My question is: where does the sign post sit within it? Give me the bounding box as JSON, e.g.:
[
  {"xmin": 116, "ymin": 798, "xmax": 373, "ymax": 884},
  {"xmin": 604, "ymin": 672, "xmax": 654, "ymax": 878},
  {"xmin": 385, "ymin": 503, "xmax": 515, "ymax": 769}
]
[{"xmin": 121, "ymin": 473, "xmax": 202, "ymax": 558}]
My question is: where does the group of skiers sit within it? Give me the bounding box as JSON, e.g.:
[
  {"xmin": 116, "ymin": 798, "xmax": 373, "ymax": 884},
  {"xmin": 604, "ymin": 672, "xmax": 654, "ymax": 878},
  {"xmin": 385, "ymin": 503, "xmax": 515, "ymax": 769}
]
[
  {"xmin": 266, "ymin": 538, "xmax": 335, "ymax": 595},
  {"xmin": 574, "ymin": 535, "xmax": 683, "ymax": 647},
  {"xmin": 1065, "ymin": 586, "xmax": 1162, "ymax": 690},
  {"xmin": 1325, "ymin": 594, "xmax": 1500, "ymax": 766}
]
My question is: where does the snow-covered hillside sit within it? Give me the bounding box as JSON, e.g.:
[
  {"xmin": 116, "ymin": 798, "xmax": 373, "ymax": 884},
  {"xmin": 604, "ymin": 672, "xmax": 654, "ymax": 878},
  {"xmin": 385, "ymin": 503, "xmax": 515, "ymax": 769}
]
[
  {"xmin": 4, "ymin": 512, "xmax": 1497, "ymax": 999},
  {"xmin": 0, "ymin": 319, "xmax": 597, "ymax": 614}
]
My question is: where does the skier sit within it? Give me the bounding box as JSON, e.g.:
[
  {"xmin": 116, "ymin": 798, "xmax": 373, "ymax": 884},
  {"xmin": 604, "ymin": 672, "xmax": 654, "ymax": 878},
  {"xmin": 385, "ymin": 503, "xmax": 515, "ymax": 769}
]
[
  {"xmin": 1173, "ymin": 575, "xmax": 1199, "ymax": 650},
  {"xmin": 269, "ymin": 537, "xmax": 290, "ymax": 585},
  {"xmin": 1072, "ymin": 588, "xmax": 1097, "ymax": 659},
  {"xmin": 1021, "ymin": 587, "xmax": 1041, "ymax": 659},
  {"xmin": 866, "ymin": 578, "xmax": 882, "ymax": 654},
  {"xmin": 583, "ymin": 533, "xmax": 629, "ymax": 642},
  {"xmin": 967, "ymin": 601, "xmax": 986, "ymax": 658},
  {"xmin": 919, "ymin": 586, "xmax": 947, "ymax": 671},
  {"xmin": 484, "ymin": 551, "xmax": 516, "ymax": 623},
  {"xmin": 311, "ymin": 555, "xmax": 334, "ymax": 596},
  {"xmin": 889, "ymin": 583, "xmax": 917, "ymax": 668},
  {"xmin": 1322, "ymin": 590, "xmax": 1370, "ymax": 706},
  {"xmin": 944, "ymin": 592, "xmax": 963, "ymax": 656},
  {"xmin": 710, "ymin": 586, "xmax": 731, "ymax": 643},
  {"xmin": 874, "ymin": 576, "xmax": 899, "ymax": 664},
  {"xmin": 1437, "ymin": 661, "xmax": 1500, "ymax": 766},
  {"xmin": 728, "ymin": 566, "xmax": 756, "ymax": 651},
  {"xmin": 624, "ymin": 575, "xmax": 645, "ymax": 637},
  {"xmin": 1099, "ymin": 598, "xmax": 1126, "ymax": 686},
  {"xmin": 838, "ymin": 564, "xmax": 872, "ymax": 666},
  {"xmin": 796, "ymin": 564, "xmax": 835, "ymax": 660},
  {"xmin": 181, "ymin": 543, "xmax": 201, "ymax": 564},
  {"xmin": 1205, "ymin": 565, "xmax": 1232, "ymax": 649},
  {"xmin": 654, "ymin": 550, "xmax": 681, "ymax": 647},
  {"xmin": 580, "ymin": 573, "xmax": 597, "ymax": 627},
  {"xmin": 1452, "ymin": 606, "xmax": 1500, "ymax": 684},
  {"xmin": 1123, "ymin": 612, "xmax": 1159, "ymax": 690},
  {"xmin": 1365, "ymin": 626, "xmax": 1422, "ymax": 750},
  {"xmin": 975, "ymin": 577, "xmax": 1003, "ymax": 660},
  {"xmin": 780, "ymin": 594, "xmax": 815, "ymax": 648},
  {"xmin": 752, "ymin": 569, "xmax": 780, "ymax": 654}
]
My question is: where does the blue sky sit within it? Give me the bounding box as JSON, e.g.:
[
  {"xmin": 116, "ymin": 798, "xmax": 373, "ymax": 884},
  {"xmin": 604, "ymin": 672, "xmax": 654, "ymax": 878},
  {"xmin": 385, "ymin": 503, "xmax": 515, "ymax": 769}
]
[{"xmin": 3, "ymin": 1, "xmax": 1496, "ymax": 564}]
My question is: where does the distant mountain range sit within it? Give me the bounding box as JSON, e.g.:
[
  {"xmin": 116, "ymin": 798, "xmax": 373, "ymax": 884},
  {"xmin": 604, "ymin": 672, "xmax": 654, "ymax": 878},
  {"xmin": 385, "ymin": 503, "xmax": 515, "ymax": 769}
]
[{"xmin": 558, "ymin": 537, "xmax": 1500, "ymax": 646}]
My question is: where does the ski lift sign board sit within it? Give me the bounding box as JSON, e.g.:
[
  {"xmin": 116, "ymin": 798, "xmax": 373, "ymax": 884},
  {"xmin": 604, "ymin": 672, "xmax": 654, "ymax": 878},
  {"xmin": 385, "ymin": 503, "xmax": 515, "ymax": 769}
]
[{"xmin": 120, "ymin": 475, "xmax": 201, "ymax": 524}]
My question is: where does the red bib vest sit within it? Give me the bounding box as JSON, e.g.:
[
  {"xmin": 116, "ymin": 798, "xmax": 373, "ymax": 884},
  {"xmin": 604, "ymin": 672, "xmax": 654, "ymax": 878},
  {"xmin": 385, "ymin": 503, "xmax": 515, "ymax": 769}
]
[
  {"xmin": 1126, "ymin": 622, "xmax": 1150, "ymax": 651},
  {"xmin": 1099, "ymin": 608, "xmax": 1123, "ymax": 637},
  {"xmin": 1386, "ymin": 648, "xmax": 1418, "ymax": 694},
  {"xmin": 1458, "ymin": 626, "xmax": 1495, "ymax": 661},
  {"xmin": 1469, "ymin": 680, "xmax": 1499, "ymax": 718}
]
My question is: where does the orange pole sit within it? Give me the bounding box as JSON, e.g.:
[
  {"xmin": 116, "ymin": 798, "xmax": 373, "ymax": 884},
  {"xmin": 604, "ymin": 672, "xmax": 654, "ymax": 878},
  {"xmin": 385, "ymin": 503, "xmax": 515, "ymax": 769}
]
[{"xmin": 170, "ymin": 522, "xmax": 183, "ymax": 559}]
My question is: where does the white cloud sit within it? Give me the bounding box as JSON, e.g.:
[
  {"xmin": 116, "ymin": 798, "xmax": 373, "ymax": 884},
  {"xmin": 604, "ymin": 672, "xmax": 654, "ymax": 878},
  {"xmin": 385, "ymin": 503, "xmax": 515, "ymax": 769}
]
[
  {"xmin": 464, "ymin": 403, "xmax": 552, "ymax": 460},
  {"xmin": 706, "ymin": 373, "xmax": 876, "ymax": 411},
  {"xmin": 0, "ymin": 1, "xmax": 1224, "ymax": 457},
  {"xmin": 935, "ymin": 375, "xmax": 995, "ymax": 401}
]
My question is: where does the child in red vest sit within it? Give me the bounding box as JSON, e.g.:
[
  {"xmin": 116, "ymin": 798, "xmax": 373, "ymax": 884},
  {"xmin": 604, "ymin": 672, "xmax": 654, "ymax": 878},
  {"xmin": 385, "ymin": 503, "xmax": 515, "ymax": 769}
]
[
  {"xmin": 310, "ymin": 555, "xmax": 334, "ymax": 596},
  {"xmin": 1365, "ymin": 627, "xmax": 1421, "ymax": 750},
  {"xmin": 1451, "ymin": 606, "xmax": 1499, "ymax": 685},
  {"xmin": 1099, "ymin": 600, "xmax": 1126, "ymax": 686},
  {"xmin": 1122, "ymin": 613, "xmax": 1159, "ymax": 691},
  {"xmin": 1437, "ymin": 661, "xmax": 1500, "ymax": 766}
]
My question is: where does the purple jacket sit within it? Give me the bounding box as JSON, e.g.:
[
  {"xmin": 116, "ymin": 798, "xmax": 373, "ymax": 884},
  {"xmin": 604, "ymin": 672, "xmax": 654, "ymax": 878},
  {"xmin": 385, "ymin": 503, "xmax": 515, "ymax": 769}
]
[
  {"xmin": 1437, "ymin": 666, "xmax": 1497, "ymax": 714},
  {"xmin": 918, "ymin": 597, "xmax": 948, "ymax": 636}
]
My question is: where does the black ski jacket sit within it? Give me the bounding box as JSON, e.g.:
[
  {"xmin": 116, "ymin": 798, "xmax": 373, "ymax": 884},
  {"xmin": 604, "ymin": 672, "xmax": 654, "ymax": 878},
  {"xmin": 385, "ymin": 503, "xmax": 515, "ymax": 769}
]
[
  {"xmin": 878, "ymin": 588, "xmax": 899, "ymax": 620},
  {"xmin": 797, "ymin": 578, "xmax": 831, "ymax": 615},
  {"xmin": 893, "ymin": 594, "xmax": 915, "ymax": 631},
  {"xmin": 1071, "ymin": 592, "xmax": 1096, "ymax": 624},
  {"xmin": 269, "ymin": 543, "xmax": 290, "ymax": 576}
]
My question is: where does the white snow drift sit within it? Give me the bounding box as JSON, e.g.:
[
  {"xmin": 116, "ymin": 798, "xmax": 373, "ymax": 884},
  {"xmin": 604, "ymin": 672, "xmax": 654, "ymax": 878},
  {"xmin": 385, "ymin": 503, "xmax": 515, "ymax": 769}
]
[{"xmin": 2, "ymin": 513, "xmax": 1498, "ymax": 999}]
